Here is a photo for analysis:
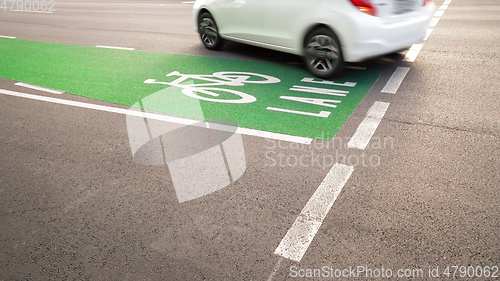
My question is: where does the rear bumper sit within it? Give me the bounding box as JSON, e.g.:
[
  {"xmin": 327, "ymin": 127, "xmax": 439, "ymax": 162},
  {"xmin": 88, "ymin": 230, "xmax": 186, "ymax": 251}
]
[{"xmin": 341, "ymin": 3, "xmax": 436, "ymax": 62}]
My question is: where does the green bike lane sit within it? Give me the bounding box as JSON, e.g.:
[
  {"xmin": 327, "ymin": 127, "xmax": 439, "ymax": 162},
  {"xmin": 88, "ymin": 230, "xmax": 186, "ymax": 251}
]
[{"xmin": 0, "ymin": 38, "xmax": 380, "ymax": 141}]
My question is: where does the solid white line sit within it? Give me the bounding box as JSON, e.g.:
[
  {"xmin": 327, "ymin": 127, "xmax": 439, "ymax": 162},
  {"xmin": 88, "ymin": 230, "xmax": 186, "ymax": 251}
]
[
  {"xmin": 381, "ymin": 67, "xmax": 410, "ymax": 94},
  {"xmin": 434, "ymin": 10, "xmax": 445, "ymax": 17},
  {"xmin": 0, "ymin": 35, "xmax": 16, "ymax": 39},
  {"xmin": 96, "ymin": 45, "xmax": 135, "ymax": 50},
  {"xmin": 424, "ymin": 29, "xmax": 433, "ymax": 41},
  {"xmin": 429, "ymin": 17, "xmax": 440, "ymax": 27},
  {"xmin": 0, "ymin": 89, "xmax": 313, "ymax": 145},
  {"xmin": 347, "ymin": 101, "xmax": 390, "ymax": 150},
  {"xmin": 404, "ymin": 44, "xmax": 423, "ymax": 62},
  {"xmin": 15, "ymin": 82, "xmax": 64, "ymax": 95},
  {"xmin": 274, "ymin": 163, "xmax": 354, "ymax": 262}
]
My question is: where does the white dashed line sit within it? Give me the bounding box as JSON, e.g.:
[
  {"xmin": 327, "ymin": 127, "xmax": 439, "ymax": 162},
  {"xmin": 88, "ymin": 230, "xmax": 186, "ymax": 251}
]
[
  {"xmin": 404, "ymin": 44, "xmax": 423, "ymax": 62},
  {"xmin": 274, "ymin": 163, "xmax": 354, "ymax": 262},
  {"xmin": 434, "ymin": 10, "xmax": 445, "ymax": 17},
  {"xmin": 424, "ymin": 29, "xmax": 433, "ymax": 41},
  {"xmin": 15, "ymin": 82, "xmax": 64, "ymax": 95},
  {"xmin": 0, "ymin": 35, "xmax": 16, "ymax": 39},
  {"xmin": 429, "ymin": 17, "xmax": 440, "ymax": 27},
  {"xmin": 381, "ymin": 67, "xmax": 410, "ymax": 94},
  {"xmin": 0, "ymin": 89, "xmax": 313, "ymax": 145},
  {"xmin": 96, "ymin": 45, "xmax": 135, "ymax": 50},
  {"xmin": 443, "ymin": 0, "xmax": 452, "ymax": 5},
  {"xmin": 440, "ymin": 4, "xmax": 449, "ymax": 9},
  {"xmin": 347, "ymin": 101, "xmax": 390, "ymax": 150}
]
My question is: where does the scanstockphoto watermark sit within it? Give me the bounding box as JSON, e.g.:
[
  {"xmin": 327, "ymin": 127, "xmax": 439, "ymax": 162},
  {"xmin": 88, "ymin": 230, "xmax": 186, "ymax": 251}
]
[
  {"xmin": 1, "ymin": 0, "xmax": 56, "ymax": 12},
  {"xmin": 289, "ymin": 265, "xmax": 499, "ymax": 279},
  {"xmin": 290, "ymin": 265, "xmax": 425, "ymax": 279},
  {"xmin": 264, "ymin": 135, "xmax": 393, "ymax": 169}
]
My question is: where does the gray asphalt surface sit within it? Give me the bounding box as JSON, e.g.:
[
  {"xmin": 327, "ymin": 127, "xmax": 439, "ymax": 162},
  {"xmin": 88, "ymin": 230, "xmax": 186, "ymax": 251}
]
[{"xmin": 0, "ymin": 0, "xmax": 499, "ymax": 280}]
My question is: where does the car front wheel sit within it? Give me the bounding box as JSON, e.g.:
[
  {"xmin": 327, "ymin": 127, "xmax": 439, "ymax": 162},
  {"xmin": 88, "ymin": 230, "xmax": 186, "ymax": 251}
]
[
  {"xmin": 303, "ymin": 28, "xmax": 345, "ymax": 79},
  {"xmin": 198, "ymin": 12, "xmax": 223, "ymax": 50}
]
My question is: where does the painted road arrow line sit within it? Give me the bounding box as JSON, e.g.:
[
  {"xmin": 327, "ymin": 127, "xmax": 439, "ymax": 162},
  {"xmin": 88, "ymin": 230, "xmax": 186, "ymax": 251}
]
[{"xmin": 0, "ymin": 89, "xmax": 313, "ymax": 144}]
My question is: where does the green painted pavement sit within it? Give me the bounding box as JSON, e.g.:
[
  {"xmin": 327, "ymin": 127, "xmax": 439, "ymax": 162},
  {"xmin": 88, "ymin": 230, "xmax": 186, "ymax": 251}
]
[{"xmin": 0, "ymin": 38, "xmax": 380, "ymax": 141}]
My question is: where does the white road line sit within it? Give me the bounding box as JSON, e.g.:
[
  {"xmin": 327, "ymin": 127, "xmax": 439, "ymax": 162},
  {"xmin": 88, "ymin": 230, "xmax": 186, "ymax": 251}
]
[
  {"xmin": 15, "ymin": 82, "xmax": 64, "ymax": 95},
  {"xmin": 429, "ymin": 17, "xmax": 440, "ymax": 27},
  {"xmin": 434, "ymin": 10, "xmax": 445, "ymax": 17},
  {"xmin": 424, "ymin": 29, "xmax": 433, "ymax": 41},
  {"xmin": 381, "ymin": 67, "xmax": 410, "ymax": 94},
  {"xmin": 440, "ymin": 4, "xmax": 449, "ymax": 9},
  {"xmin": 96, "ymin": 45, "xmax": 135, "ymax": 50},
  {"xmin": 182, "ymin": 1, "xmax": 195, "ymax": 3},
  {"xmin": 443, "ymin": 0, "xmax": 452, "ymax": 5},
  {"xmin": 404, "ymin": 44, "xmax": 423, "ymax": 62},
  {"xmin": 347, "ymin": 101, "xmax": 390, "ymax": 150},
  {"xmin": 0, "ymin": 89, "xmax": 313, "ymax": 145},
  {"xmin": 0, "ymin": 35, "xmax": 16, "ymax": 39},
  {"xmin": 274, "ymin": 163, "xmax": 354, "ymax": 262}
]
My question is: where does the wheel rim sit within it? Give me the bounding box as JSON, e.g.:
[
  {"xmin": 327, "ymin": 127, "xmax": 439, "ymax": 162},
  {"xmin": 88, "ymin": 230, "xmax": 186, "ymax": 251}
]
[
  {"xmin": 199, "ymin": 17, "xmax": 218, "ymax": 47},
  {"xmin": 305, "ymin": 35, "xmax": 339, "ymax": 72}
]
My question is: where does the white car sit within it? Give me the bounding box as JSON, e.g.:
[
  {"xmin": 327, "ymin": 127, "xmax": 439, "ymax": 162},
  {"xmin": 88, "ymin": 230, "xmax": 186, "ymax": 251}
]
[{"xmin": 193, "ymin": 0, "xmax": 436, "ymax": 78}]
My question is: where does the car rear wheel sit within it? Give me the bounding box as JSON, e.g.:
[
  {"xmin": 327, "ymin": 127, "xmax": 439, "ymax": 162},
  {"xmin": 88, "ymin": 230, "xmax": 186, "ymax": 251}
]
[
  {"xmin": 303, "ymin": 28, "xmax": 345, "ymax": 79},
  {"xmin": 198, "ymin": 12, "xmax": 223, "ymax": 50}
]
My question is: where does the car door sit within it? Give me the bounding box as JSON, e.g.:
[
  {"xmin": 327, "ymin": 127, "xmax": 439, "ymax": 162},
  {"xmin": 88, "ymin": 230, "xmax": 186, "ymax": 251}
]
[
  {"xmin": 259, "ymin": 0, "xmax": 322, "ymax": 48},
  {"xmin": 211, "ymin": 0, "xmax": 263, "ymax": 42}
]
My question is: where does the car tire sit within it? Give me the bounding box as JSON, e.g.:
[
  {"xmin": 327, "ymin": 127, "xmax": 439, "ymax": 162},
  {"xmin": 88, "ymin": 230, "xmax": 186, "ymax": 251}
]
[
  {"xmin": 303, "ymin": 28, "xmax": 345, "ymax": 79},
  {"xmin": 198, "ymin": 12, "xmax": 224, "ymax": 50}
]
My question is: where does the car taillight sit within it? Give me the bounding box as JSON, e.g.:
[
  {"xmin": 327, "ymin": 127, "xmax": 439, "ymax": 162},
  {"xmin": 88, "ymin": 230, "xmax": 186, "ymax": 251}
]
[
  {"xmin": 349, "ymin": 0, "xmax": 377, "ymax": 16},
  {"xmin": 423, "ymin": 0, "xmax": 432, "ymax": 5}
]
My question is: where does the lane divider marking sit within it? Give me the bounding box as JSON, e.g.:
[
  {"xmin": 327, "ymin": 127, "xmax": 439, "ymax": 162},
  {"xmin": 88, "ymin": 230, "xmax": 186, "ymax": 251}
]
[
  {"xmin": 14, "ymin": 82, "xmax": 64, "ymax": 95},
  {"xmin": 381, "ymin": 67, "xmax": 410, "ymax": 94},
  {"xmin": 424, "ymin": 29, "xmax": 433, "ymax": 41},
  {"xmin": 96, "ymin": 45, "xmax": 135, "ymax": 50},
  {"xmin": 274, "ymin": 163, "xmax": 354, "ymax": 262},
  {"xmin": 0, "ymin": 89, "xmax": 313, "ymax": 144},
  {"xmin": 404, "ymin": 44, "xmax": 423, "ymax": 62},
  {"xmin": 434, "ymin": 10, "xmax": 445, "ymax": 17},
  {"xmin": 410, "ymin": 0, "xmax": 451, "ymax": 56},
  {"xmin": 0, "ymin": 35, "xmax": 16, "ymax": 39},
  {"xmin": 429, "ymin": 17, "xmax": 441, "ymax": 27},
  {"xmin": 347, "ymin": 101, "xmax": 390, "ymax": 150}
]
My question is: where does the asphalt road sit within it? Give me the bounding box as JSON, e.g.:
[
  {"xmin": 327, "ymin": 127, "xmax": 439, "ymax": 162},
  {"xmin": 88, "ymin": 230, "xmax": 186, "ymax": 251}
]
[{"xmin": 1, "ymin": 0, "xmax": 499, "ymax": 280}]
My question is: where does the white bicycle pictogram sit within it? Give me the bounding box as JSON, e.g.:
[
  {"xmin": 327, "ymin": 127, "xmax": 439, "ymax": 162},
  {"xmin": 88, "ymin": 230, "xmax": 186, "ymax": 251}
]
[{"xmin": 144, "ymin": 71, "xmax": 281, "ymax": 104}]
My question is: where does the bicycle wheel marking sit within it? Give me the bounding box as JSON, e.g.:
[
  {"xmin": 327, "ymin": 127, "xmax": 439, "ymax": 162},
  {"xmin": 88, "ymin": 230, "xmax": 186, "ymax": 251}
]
[{"xmin": 0, "ymin": 38, "xmax": 380, "ymax": 141}]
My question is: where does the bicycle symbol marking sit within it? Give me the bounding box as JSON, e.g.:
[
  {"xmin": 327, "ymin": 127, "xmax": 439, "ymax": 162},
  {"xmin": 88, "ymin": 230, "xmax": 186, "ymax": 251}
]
[{"xmin": 144, "ymin": 71, "xmax": 281, "ymax": 104}]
